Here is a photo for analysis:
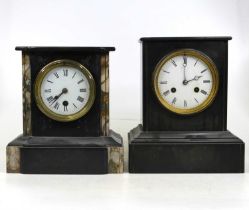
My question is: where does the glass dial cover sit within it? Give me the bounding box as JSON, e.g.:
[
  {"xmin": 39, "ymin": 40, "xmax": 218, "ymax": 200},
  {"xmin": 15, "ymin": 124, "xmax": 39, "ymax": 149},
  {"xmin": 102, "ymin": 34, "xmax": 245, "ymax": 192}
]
[
  {"xmin": 153, "ymin": 49, "xmax": 219, "ymax": 115},
  {"xmin": 34, "ymin": 60, "xmax": 95, "ymax": 122}
]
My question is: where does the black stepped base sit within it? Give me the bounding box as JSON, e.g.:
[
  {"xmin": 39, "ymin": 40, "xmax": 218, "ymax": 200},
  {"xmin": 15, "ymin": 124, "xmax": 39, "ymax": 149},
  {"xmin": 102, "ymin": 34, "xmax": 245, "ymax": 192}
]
[
  {"xmin": 129, "ymin": 125, "xmax": 245, "ymax": 173},
  {"xmin": 7, "ymin": 130, "xmax": 123, "ymax": 174}
]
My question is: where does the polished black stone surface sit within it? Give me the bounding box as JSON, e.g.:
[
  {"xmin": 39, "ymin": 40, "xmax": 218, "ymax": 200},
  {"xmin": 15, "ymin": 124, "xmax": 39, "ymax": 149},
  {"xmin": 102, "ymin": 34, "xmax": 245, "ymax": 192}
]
[
  {"xmin": 141, "ymin": 37, "xmax": 230, "ymax": 131},
  {"xmin": 129, "ymin": 125, "xmax": 245, "ymax": 173},
  {"xmin": 16, "ymin": 46, "xmax": 115, "ymax": 52},
  {"xmin": 140, "ymin": 37, "xmax": 232, "ymax": 41},
  {"xmin": 8, "ymin": 130, "xmax": 122, "ymax": 174},
  {"xmin": 17, "ymin": 47, "xmax": 114, "ymax": 137}
]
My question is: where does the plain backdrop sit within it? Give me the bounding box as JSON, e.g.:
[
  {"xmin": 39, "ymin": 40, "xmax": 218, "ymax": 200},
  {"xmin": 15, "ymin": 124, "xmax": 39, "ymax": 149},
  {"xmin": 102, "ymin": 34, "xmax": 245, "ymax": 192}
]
[{"xmin": 0, "ymin": 0, "xmax": 249, "ymax": 209}]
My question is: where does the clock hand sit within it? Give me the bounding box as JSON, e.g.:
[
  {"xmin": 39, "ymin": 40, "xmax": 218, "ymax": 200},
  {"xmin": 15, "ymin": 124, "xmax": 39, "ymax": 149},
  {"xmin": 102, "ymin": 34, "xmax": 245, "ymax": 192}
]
[
  {"xmin": 50, "ymin": 88, "xmax": 68, "ymax": 105},
  {"xmin": 182, "ymin": 55, "xmax": 187, "ymax": 85},
  {"xmin": 185, "ymin": 76, "xmax": 202, "ymax": 84},
  {"xmin": 183, "ymin": 55, "xmax": 187, "ymax": 66}
]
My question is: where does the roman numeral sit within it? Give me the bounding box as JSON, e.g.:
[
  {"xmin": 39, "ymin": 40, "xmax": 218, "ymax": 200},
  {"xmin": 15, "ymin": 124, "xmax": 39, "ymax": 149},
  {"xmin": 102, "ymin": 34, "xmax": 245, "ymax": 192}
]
[
  {"xmin": 163, "ymin": 90, "xmax": 170, "ymax": 96},
  {"xmin": 200, "ymin": 90, "xmax": 208, "ymax": 95},
  {"xmin": 194, "ymin": 98, "xmax": 199, "ymax": 103},
  {"xmin": 54, "ymin": 72, "xmax": 59, "ymax": 78},
  {"xmin": 80, "ymin": 88, "xmax": 86, "ymax": 92},
  {"xmin": 172, "ymin": 97, "xmax": 177, "ymax": 104},
  {"xmin": 183, "ymin": 55, "xmax": 187, "ymax": 65},
  {"xmin": 171, "ymin": 59, "xmax": 177, "ymax": 67},
  {"xmin": 63, "ymin": 69, "xmax": 68, "ymax": 76},
  {"xmin": 163, "ymin": 70, "xmax": 170, "ymax": 73},
  {"xmin": 77, "ymin": 79, "xmax": 84, "ymax": 84},
  {"xmin": 72, "ymin": 72, "xmax": 76, "ymax": 78},
  {"xmin": 73, "ymin": 103, "xmax": 77, "ymax": 108},
  {"xmin": 160, "ymin": 81, "xmax": 167, "ymax": 84},
  {"xmin": 46, "ymin": 96, "xmax": 54, "ymax": 103},
  {"xmin": 194, "ymin": 59, "xmax": 199, "ymax": 66},
  {"xmin": 54, "ymin": 102, "xmax": 60, "ymax": 110},
  {"xmin": 63, "ymin": 101, "xmax": 69, "ymax": 111},
  {"xmin": 44, "ymin": 89, "xmax": 51, "ymax": 93},
  {"xmin": 184, "ymin": 100, "xmax": 187, "ymax": 107},
  {"xmin": 47, "ymin": 80, "xmax": 53, "ymax": 83},
  {"xmin": 77, "ymin": 96, "xmax": 84, "ymax": 102},
  {"xmin": 203, "ymin": 80, "xmax": 211, "ymax": 83},
  {"xmin": 201, "ymin": 69, "xmax": 207, "ymax": 74}
]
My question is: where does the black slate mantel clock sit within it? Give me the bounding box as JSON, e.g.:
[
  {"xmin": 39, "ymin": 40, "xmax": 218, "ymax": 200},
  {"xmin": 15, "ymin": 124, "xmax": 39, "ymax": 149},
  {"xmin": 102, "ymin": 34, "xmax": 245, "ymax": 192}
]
[
  {"xmin": 129, "ymin": 37, "xmax": 245, "ymax": 173},
  {"xmin": 7, "ymin": 46, "xmax": 124, "ymax": 174}
]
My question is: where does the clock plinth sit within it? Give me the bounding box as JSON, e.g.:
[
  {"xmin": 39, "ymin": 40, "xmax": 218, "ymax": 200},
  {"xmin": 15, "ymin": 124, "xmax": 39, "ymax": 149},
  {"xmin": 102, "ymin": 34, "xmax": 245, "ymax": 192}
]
[
  {"xmin": 129, "ymin": 125, "xmax": 244, "ymax": 173},
  {"xmin": 129, "ymin": 37, "xmax": 245, "ymax": 173},
  {"xmin": 7, "ymin": 130, "xmax": 123, "ymax": 174},
  {"xmin": 7, "ymin": 47, "xmax": 123, "ymax": 174}
]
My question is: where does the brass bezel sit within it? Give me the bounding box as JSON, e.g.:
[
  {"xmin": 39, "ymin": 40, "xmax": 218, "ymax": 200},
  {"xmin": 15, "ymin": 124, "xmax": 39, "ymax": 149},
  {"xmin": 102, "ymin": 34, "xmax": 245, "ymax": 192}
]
[
  {"xmin": 153, "ymin": 49, "xmax": 219, "ymax": 115},
  {"xmin": 34, "ymin": 59, "xmax": 96, "ymax": 122}
]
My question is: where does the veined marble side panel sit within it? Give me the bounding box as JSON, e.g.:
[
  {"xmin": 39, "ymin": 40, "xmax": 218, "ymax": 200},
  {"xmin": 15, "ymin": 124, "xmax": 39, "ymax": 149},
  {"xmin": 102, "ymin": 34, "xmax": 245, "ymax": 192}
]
[
  {"xmin": 6, "ymin": 146, "xmax": 20, "ymax": 173},
  {"xmin": 108, "ymin": 147, "xmax": 124, "ymax": 173},
  {"xmin": 22, "ymin": 54, "xmax": 32, "ymax": 136},
  {"xmin": 100, "ymin": 54, "xmax": 109, "ymax": 136}
]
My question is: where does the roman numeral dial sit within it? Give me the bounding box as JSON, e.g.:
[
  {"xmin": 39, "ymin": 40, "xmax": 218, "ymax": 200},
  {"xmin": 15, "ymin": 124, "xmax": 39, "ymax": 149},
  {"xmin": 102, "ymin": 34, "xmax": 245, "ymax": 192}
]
[
  {"xmin": 35, "ymin": 60, "xmax": 96, "ymax": 122},
  {"xmin": 153, "ymin": 49, "xmax": 219, "ymax": 115}
]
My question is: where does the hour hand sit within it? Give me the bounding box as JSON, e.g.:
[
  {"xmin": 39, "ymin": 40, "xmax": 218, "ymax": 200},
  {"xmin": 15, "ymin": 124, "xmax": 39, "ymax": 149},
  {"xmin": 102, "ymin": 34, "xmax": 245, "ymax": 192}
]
[
  {"xmin": 184, "ymin": 75, "xmax": 202, "ymax": 84},
  {"xmin": 193, "ymin": 75, "xmax": 202, "ymax": 81},
  {"xmin": 49, "ymin": 88, "xmax": 68, "ymax": 105}
]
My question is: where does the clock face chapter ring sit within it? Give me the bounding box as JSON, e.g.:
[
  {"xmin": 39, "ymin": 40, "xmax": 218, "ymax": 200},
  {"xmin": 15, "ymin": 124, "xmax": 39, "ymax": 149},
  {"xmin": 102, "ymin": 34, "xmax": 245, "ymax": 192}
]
[
  {"xmin": 34, "ymin": 59, "xmax": 96, "ymax": 122},
  {"xmin": 153, "ymin": 49, "xmax": 219, "ymax": 115}
]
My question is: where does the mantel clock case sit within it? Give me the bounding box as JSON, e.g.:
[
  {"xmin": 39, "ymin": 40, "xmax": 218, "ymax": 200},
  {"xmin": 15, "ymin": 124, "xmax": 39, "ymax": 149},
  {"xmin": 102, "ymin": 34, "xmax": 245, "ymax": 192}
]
[
  {"xmin": 129, "ymin": 37, "xmax": 245, "ymax": 173},
  {"xmin": 7, "ymin": 47, "xmax": 124, "ymax": 174}
]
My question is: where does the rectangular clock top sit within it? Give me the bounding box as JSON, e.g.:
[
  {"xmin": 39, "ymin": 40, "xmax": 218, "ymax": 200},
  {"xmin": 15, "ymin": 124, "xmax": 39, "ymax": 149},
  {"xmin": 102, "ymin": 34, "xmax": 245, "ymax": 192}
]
[
  {"xmin": 140, "ymin": 37, "xmax": 232, "ymax": 42},
  {"xmin": 15, "ymin": 46, "xmax": 115, "ymax": 53}
]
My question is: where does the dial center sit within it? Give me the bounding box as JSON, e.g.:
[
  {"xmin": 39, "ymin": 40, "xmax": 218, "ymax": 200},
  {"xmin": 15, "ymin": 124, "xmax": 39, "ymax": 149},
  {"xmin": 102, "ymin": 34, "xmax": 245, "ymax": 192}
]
[
  {"xmin": 62, "ymin": 88, "xmax": 68, "ymax": 94},
  {"xmin": 183, "ymin": 80, "xmax": 188, "ymax": 85}
]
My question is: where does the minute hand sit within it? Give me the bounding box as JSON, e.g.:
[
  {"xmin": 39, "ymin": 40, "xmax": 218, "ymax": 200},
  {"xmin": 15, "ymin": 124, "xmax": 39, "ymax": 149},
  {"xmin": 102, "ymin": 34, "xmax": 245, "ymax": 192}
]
[{"xmin": 183, "ymin": 56, "xmax": 187, "ymax": 81}]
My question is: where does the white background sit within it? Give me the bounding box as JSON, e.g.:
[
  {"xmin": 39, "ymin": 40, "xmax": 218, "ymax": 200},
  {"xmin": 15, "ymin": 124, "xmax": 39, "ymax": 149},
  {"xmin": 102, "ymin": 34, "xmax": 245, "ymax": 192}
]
[{"xmin": 0, "ymin": 0, "xmax": 249, "ymax": 209}]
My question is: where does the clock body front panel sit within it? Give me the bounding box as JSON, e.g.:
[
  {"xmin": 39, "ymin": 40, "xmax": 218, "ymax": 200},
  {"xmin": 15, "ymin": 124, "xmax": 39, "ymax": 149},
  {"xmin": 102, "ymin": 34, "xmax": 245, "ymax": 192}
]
[
  {"xmin": 142, "ymin": 38, "xmax": 229, "ymax": 131},
  {"xmin": 29, "ymin": 51, "xmax": 102, "ymax": 137}
]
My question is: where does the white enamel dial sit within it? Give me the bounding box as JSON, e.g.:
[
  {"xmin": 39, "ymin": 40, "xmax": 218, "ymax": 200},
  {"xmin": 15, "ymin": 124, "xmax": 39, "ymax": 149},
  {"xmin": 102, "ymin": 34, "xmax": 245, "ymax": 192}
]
[
  {"xmin": 154, "ymin": 49, "xmax": 219, "ymax": 115},
  {"xmin": 35, "ymin": 60, "xmax": 95, "ymax": 122}
]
